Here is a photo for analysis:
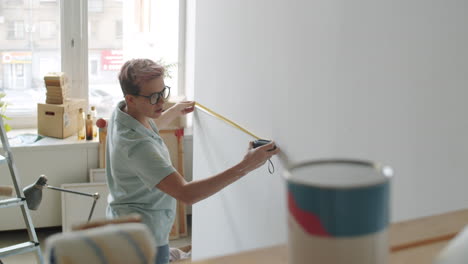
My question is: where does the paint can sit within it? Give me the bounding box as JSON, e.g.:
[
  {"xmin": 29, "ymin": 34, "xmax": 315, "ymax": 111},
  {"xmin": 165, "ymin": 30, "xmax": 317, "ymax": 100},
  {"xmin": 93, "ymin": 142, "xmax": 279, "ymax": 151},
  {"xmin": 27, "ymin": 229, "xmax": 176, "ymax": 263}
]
[{"xmin": 283, "ymin": 159, "xmax": 393, "ymax": 264}]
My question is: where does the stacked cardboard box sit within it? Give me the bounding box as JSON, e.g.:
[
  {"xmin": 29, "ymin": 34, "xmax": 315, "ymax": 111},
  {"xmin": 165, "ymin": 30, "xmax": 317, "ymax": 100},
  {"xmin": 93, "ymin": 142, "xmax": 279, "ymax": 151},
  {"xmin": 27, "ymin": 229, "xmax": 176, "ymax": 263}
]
[
  {"xmin": 44, "ymin": 72, "xmax": 69, "ymax": 104},
  {"xmin": 37, "ymin": 98, "xmax": 87, "ymax": 139}
]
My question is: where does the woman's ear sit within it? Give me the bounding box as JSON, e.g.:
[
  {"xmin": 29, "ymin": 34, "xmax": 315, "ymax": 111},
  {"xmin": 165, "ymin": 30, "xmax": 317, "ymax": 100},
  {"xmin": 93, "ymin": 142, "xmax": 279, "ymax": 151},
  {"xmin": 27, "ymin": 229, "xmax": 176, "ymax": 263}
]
[{"xmin": 124, "ymin": 94, "xmax": 134, "ymax": 105}]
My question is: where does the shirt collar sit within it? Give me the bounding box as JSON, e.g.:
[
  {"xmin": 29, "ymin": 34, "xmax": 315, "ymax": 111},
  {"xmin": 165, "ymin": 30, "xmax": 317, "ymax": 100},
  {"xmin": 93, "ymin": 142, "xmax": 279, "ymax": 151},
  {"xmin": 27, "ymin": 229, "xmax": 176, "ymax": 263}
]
[{"xmin": 114, "ymin": 100, "xmax": 160, "ymax": 139}]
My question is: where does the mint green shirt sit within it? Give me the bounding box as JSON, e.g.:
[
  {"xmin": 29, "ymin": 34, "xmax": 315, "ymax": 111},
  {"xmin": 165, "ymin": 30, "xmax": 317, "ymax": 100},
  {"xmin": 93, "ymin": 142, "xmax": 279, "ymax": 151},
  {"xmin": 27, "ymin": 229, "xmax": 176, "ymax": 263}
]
[{"xmin": 106, "ymin": 101, "xmax": 176, "ymax": 246}]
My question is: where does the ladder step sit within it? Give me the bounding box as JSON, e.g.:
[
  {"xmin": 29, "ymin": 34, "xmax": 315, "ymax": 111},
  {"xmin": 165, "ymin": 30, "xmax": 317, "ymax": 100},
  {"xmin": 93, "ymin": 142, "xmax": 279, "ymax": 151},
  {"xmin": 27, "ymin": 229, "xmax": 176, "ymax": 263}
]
[
  {"xmin": 0, "ymin": 198, "xmax": 25, "ymax": 209},
  {"xmin": 0, "ymin": 241, "xmax": 40, "ymax": 258},
  {"xmin": 0, "ymin": 154, "xmax": 6, "ymax": 165}
]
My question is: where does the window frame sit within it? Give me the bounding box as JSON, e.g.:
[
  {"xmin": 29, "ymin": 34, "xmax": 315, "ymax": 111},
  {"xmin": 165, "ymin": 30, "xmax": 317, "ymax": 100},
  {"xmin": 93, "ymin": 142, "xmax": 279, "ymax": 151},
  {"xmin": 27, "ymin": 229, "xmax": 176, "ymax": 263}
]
[{"xmin": 7, "ymin": 0, "xmax": 187, "ymax": 129}]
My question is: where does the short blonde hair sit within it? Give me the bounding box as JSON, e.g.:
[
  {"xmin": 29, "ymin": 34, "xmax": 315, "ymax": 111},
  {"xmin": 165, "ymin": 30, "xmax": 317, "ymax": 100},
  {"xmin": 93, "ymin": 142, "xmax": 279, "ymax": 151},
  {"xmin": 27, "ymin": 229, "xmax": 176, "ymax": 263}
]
[{"xmin": 118, "ymin": 59, "xmax": 165, "ymax": 95}]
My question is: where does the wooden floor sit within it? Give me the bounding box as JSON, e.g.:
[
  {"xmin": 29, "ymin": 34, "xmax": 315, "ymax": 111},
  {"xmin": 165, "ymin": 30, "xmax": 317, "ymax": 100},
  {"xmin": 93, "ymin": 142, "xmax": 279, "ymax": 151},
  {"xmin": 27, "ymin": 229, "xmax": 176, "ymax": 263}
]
[{"xmin": 0, "ymin": 227, "xmax": 60, "ymax": 264}]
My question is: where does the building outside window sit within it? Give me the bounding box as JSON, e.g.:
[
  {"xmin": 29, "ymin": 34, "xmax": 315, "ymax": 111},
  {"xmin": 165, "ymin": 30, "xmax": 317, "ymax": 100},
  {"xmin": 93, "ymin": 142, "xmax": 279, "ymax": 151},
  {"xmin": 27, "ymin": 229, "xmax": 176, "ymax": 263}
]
[
  {"xmin": 1, "ymin": 1, "xmax": 59, "ymax": 118},
  {"xmin": 89, "ymin": 0, "xmax": 104, "ymax": 13},
  {"xmin": 39, "ymin": 21, "xmax": 57, "ymax": 40},
  {"xmin": 7, "ymin": 21, "xmax": 25, "ymax": 40},
  {"xmin": 115, "ymin": 20, "xmax": 122, "ymax": 40},
  {"xmin": 89, "ymin": 20, "xmax": 99, "ymax": 40},
  {"xmin": 4, "ymin": 0, "xmax": 24, "ymax": 6},
  {"xmin": 1, "ymin": 0, "xmax": 183, "ymax": 127},
  {"xmin": 88, "ymin": 0, "xmax": 181, "ymax": 118},
  {"xmin": 15, "ymin": 64, "xmax": 24, "ymax": 77},
  {"xmin": 90, "ymin": 59, "xmax": 99, "ymax": 77}
]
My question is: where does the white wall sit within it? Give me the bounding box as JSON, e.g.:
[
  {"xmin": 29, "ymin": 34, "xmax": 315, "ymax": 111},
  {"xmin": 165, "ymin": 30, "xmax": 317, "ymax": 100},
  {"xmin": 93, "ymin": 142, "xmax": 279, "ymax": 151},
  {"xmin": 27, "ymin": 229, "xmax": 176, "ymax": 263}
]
[
  {"xmin": 192, "ymin": 0, "xmax": 287, "ymax": 260},
  {"xmin": 192, "ymin": 0, "xmax": 468, "ymax": 260}
]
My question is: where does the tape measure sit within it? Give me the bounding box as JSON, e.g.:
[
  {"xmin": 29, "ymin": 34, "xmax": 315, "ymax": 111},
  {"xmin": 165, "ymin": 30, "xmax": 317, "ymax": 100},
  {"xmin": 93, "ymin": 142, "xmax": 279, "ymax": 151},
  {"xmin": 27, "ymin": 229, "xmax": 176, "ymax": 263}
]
[{"xmin": 194, "ymin": 102, "xmax": 275, "ymax": 173}]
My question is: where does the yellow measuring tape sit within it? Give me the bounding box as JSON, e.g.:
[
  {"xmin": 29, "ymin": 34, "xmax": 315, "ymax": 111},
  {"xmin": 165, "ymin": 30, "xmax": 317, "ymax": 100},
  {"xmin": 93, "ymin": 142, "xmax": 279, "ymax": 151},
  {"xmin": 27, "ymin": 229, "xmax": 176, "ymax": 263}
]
[
  {"xmin": 194, "ymin": 102, "xmax": 277, "ymax": 174},
  {"xmin": 195, "ymin": 102, "xmax": 262, "ymax": 140}
]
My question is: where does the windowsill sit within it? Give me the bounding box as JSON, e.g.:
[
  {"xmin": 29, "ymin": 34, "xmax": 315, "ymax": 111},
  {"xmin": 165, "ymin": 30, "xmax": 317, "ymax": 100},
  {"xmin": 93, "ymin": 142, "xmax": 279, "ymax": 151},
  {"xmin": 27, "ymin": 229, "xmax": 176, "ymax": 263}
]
[
  {"xmin": 4, "ymin": 128, "xmax": 99, "ymax": 151},
  {"xmin": 4, "ymin": 127, "xmax": 192, "ymax": 152}
]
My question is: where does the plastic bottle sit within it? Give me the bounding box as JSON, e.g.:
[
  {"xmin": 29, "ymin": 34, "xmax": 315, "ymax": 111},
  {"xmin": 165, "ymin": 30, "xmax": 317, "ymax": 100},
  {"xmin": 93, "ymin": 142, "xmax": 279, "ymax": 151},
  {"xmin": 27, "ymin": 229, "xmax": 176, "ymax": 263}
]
[
  {"xmin": 90, "ymin": 106, "xmax": 98, "ymax": 138},
  {"xmin": 77, "ymin": 108, "xmax": 86, "ymax": 140},
  {"xmin": 86, "ymin": 114, "xmax": 93, "ymax": 140}
]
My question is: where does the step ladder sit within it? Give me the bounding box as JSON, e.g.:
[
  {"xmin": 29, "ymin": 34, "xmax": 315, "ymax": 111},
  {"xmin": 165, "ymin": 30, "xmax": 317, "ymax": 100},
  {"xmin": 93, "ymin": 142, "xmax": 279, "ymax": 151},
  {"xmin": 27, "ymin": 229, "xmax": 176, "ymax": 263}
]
[{"xmin": 0, "ymin": 117, "xmax": 44, "ymax": 263}]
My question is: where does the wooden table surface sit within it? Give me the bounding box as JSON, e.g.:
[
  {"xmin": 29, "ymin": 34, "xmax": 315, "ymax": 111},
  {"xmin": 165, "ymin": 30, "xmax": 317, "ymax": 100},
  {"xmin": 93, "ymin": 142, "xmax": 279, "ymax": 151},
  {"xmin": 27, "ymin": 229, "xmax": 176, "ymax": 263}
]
[{"xmin": 179, "ymin": 209, "xmax": 468, "ymax": 264}]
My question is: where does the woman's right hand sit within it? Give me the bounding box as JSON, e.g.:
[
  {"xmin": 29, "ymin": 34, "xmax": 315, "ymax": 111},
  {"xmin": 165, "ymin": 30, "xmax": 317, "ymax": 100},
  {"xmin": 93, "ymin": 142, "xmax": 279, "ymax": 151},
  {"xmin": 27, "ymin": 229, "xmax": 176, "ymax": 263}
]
[{"xmin": 240, "ymin": 141, "xmax": 280, "ymax": 173}]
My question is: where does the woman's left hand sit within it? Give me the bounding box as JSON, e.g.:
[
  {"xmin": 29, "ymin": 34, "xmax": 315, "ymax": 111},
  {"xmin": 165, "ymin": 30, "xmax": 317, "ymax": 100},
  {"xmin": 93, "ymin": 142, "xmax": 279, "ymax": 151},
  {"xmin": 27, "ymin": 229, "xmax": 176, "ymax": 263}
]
[{"xmin": 172, "ymin": 101, "xmax": 195, "ymax": 116}]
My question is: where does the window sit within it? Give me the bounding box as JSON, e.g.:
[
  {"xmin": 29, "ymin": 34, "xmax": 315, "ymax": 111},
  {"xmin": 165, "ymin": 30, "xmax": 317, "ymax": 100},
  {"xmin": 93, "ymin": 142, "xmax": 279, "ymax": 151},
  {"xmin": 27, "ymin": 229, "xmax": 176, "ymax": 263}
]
[
  {"xmin": 88, "ymin": 0, "xmax": 182, "ymax": 118},
  {"xmin": 15, "ymin": 64, "xmax": 24, "ymax": 77},
  {"xmin": 3, "ymin": 0, "xmax": 185, "ymax": 128},
  {"xmin": 2, "ymin": 2, "xmax": 60, "ymax": 122},
  {"xmin": 7, "ymin": 21, "xmax": 25, "ymax": 40}
]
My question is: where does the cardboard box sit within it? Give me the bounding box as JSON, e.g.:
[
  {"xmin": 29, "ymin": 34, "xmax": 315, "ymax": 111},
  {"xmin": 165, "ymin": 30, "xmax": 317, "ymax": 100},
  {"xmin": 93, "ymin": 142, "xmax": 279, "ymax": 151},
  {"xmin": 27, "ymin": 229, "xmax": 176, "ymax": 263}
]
[
  {"xmin": 37, "ymin": 98, "xmax": 87, "ymax": 139},
  {"xmin": 44, "ymin": 72, "xmax": 69, "ymax": 87},
  {"xmin": 46, "ymin": 91, "xmax": 68, "ymax": 96},
  {"xmin": 46, "ymin": 98, "xmax": 65, "ymax": 105},
  {"xmin": 46, "ymin": 84, "xmax": 69, "ymax": 93}
]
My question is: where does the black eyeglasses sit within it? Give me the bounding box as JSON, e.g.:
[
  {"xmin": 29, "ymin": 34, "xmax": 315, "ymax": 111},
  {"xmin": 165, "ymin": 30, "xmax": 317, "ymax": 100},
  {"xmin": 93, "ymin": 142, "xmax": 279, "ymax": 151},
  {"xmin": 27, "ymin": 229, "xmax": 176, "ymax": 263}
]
[{"xmin": 134, "ymin": 86, "xmax": 170, "ymax": 105}]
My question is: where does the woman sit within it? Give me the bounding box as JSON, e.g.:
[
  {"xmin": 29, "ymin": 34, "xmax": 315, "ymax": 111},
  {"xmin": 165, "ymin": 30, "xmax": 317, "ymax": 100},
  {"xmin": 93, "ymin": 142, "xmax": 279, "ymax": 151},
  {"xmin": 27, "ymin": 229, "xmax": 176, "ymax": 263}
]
[{"xmin": 106, "ymin": 58, "xmax": 279, "ymax": 264}]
